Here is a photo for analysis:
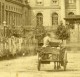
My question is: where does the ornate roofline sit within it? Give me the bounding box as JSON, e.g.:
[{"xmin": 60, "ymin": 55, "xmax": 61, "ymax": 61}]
[{"xmin": 5, "ymin": 0, "xmax": 28, "ymax": 7}]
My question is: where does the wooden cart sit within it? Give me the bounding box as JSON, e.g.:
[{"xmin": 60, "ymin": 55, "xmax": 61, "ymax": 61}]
[{"xmin": 37, "ymin": 42, "xmax": 67, "ymax": 71}]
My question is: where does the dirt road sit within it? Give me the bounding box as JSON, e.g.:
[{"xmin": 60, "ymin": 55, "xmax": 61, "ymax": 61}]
[{"xmin": 0, "ymin": 52, "xmax": 80, "ymax": 77}]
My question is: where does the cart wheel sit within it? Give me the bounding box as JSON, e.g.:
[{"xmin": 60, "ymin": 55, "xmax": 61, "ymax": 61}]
[
  {"xmin": 38, "ymin": 60, "xmax": 41, "ymax": 71},
  {"xmin": 63, "ymin": 61, "xmax": 67, "ymax": 71},
  {"xmin": 63, "ymin": 51, "xmax": 67, "ymax": 71}
]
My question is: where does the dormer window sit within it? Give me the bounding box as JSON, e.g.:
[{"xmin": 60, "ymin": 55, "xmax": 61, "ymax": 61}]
[
  {"xmin": 17, "ymin": 0, "xmax": 23, "ymax": 3},
  {"xmin": 36, "ymin": 0, "xmax": 43, "ymax": 5},
  {"xmin": 52, "ymin": 0, "xmax": 58, "ymax": 5},
  {"xmin": 52, "ymin": 0, "xmax": 57, "ymax": 3},
  {"xmin": 37, "ymin": 2, "xmax": 42, "ymax": 4},
  {"xmin": 68, "ymin": 0, "xmax": 75, "ymax": 4}
]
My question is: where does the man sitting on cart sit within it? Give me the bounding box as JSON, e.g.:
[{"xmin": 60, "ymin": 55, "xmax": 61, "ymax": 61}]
[
  {"xmin": 42, "ymin": 33, "xmax": 61, "ymax": 48},
  {"xmin": 42, "ymin": 33, "xmax": 51, "ymax": 47}
]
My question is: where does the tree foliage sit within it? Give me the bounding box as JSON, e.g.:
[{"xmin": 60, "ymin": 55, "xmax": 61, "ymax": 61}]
[
  {"xmin": 6, "ymin": 26, "xmax": 23, "ymax": 38},
  {"xmin": 35, "ymin": 25, "xmax": 46, "ymax": 43},
  {"xmin": 55, "ymin": 23, "xmax": 70, "ymax": 41}
]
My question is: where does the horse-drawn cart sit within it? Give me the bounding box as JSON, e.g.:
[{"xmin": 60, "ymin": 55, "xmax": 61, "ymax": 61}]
[{"xmin": 37, "ymin": 42, "xmax": 67, "ymax": 71}]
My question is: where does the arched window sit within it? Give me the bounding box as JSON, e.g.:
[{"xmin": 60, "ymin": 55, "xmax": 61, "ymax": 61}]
[
  {"xmin": 68, "ymin": 12, "xmax": 74, "ymax": 29},
  {"xmin": 68, "ymin": 12, "xmax": 74, "ymax": 16},
  {"xmin": 36, "ymin": 13, "xmax": 43, "ymax": 26},
  {"xmin": 52, "ymin": 13, "xmax": 58, "ymax": 25}
]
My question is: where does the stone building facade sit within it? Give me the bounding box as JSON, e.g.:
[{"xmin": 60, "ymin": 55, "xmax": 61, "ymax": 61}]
[
  {"xmin": 28, "ymin": 0, "xmax": 80, "ymax": 27},
  {"xmin": 0, "ymin": 0, "xmax": 80, "ymax": 43},
  {"xmin": 28, "ymin": 0, "xmax": 80, "ymax": 43}
]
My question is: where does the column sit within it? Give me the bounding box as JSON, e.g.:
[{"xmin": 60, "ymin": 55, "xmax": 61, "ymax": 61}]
[
  {"xmin": 61, "ymin": 0, "xmax": 66, "ymax": 25},
  {"xmin": 14, "ymin": 13, "xmax": 16, "ymax": 25},
  {"xmin": 18, "ymin": 14, "xmax": 20, "ymax": 26},
  {"xmin": 0, "ymin": 2, "xmax": 1, "ymax": 25},
  {"xmin": 16, "ymin": 13, "xmax": 18, "ymax": 26},
  {"xmin": 8, "ymin": 12, "xmax": 10, "ymax": 25},
  {"xmin": 18, "ymin": 14, "xmax": 19, "ymax": 26},
  {"xmin": 20, "ymin": 14, "xmax": 22, "ymax": 26},
  {"xmin": 76, "ymin": 0, "xmax": 80, "ymax": 15},
  {"xmin": 10, "ymin": 12, "xmax": 12, "ymax": 25},
  {"xmin": 7, "ymin": 11, "xmax": 9, "ymax": 25},
  {"xmin": 6, "ymin": 11, "xmax": 8, "ymax": 25},
  {"xmin": 4, "ymin": 2, "xmax": 6, "ymax": 23},
  {"xmin": 11, "ymin": 12, "xmax": 13, "ymax": 25},
  {"xmin": 15, "ymin": 13, "xmax": 17, "ymax": 26},
  {"xmin": 2, "ymin": 3, "xmax": 4, "ymax": 23}
]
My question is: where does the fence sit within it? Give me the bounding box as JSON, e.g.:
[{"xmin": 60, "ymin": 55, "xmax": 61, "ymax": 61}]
[{"xmin": 0, "ymin": 31, "xmax": 38, "ymax": 59}]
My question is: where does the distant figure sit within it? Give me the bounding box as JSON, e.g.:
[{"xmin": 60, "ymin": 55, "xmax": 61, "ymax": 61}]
[{"xmin": 42, "ymin": 33, "xmax": 51, "ymax": 47}]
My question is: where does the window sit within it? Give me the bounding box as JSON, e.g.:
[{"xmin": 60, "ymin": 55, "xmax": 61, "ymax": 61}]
[
  {"xmin": 11, "ymin": 6, "xmax": 13, "ymax": 10},
  {"xmin": 52, "ymin": 13, "xmax": 58, "ymax": 25},
  {"xmin": 14, "ymin": 7, "xmax": 15, "ymax": 11},
  {"xmin": 6, "ymin": 11, "xmax": 8, "ymax": 25},
  {"xmin": 36, "ymin": 0, "xmax": 43, "ymax": 5},
  {"xmin": 9, "ymin": 6, "xmax": 10, "ymax": 10},
  {"xmin": 68, "ymin": 12, "xmax": 74, "ymax": 16},
  {"xmin": 52, "ymin": 0, "xmax": 58, "ymax": 5},
  {"xmin": 16, "ymin": 8, "xmax": 17, "ymax": 11},
  {"xmin": 68, "ymin": 0, "xmax": 75, "ymax": 4},
  {"xmin": 36, "ymin": 13, "xmax": 43, "ymax": 26},
  {"xmin": 6, "ymin": 5, "xmax": 8, "ymax": 9}
]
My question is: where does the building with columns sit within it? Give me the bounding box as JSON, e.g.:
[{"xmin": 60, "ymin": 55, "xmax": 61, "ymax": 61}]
[
  {"xmin": 0, "ymin": 0, "xmax": 29, "ymax": 27},
  {"xmin": 28, "ymin": 0, "xmax": 80, "ymax": 43},
  {"xmin": 0, "ymin": 0, "xmax": 80, "ymax": 43}
]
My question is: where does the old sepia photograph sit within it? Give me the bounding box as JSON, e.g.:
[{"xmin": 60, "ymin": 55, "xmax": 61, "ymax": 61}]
[{"xmin": 0, "ymin": 0, "xmax": 80, "ymax": 77}]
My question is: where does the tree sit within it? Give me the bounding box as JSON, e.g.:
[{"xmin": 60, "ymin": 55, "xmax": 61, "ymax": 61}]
[
  {"xmin": 35, "ymin": 25, "xmax": 46, "ymax": 44},
  {"xmin": 6, "ymin": 26, "xmax": 23, "ymax": 38},
  {"xmin": 55, "ymin": 23, "xmax": 70, "ymax": 42}
]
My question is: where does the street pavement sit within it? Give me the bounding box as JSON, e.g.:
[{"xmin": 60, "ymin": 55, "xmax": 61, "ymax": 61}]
[{"xmin": 0, "ymin": 52, "xmax": 80, "ymax": 77}]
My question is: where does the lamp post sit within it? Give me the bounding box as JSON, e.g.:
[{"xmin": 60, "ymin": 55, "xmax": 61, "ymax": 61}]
[
  {"xmin": 3, "ymin": 21, "xmax": 6, "ymax": 37},
  {"xmin": 3, "ymin": 21, "xmax": 6, "ymax": 52}
]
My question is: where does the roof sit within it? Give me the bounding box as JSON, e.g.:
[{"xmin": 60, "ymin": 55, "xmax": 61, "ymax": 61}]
[{"xmin": 64, "ymin": 15, "xmax": 80, "ymax": 20}]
